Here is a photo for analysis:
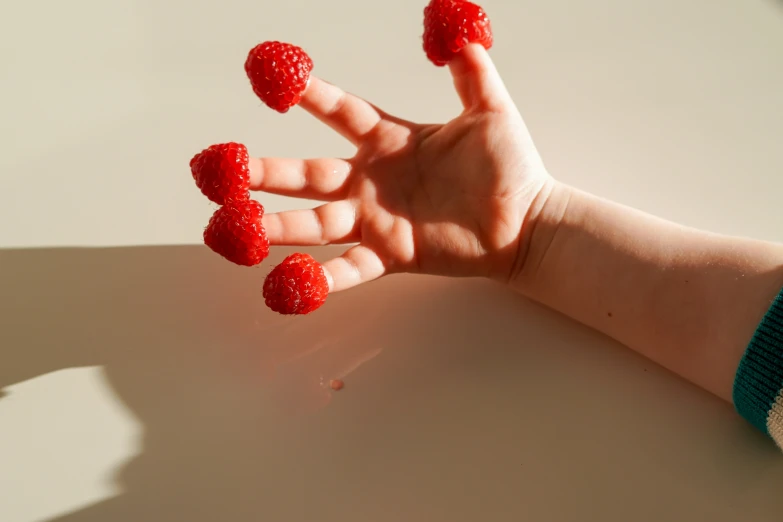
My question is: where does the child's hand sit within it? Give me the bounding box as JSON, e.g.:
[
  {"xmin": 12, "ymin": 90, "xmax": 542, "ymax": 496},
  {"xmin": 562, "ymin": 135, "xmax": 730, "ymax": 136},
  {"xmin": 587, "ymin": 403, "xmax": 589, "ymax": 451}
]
[{"xmin": 251, "ymin": 44, "xmax": 551, "ymax": 292}]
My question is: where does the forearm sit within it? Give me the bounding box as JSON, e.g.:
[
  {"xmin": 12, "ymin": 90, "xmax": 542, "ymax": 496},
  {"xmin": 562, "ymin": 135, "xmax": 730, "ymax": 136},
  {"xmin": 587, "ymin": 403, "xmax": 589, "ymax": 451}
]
[{"xmin": 513, "ymin": 181, "xmax": 783, "ymax": 401}]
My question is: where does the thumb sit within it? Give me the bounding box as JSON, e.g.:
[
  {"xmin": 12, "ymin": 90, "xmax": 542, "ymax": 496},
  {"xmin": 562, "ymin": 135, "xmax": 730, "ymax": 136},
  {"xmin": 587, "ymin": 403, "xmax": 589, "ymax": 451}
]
[{"xmin": 448, "ymin": 43, "xmax": 512, "ymax": 111}]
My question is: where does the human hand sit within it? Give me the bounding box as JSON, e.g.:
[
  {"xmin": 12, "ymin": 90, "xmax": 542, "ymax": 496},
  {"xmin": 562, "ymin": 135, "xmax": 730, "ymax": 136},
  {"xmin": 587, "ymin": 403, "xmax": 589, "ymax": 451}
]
[{"xmin": 251, "ymin": 44, "xmax": 552, "ymax": 292}]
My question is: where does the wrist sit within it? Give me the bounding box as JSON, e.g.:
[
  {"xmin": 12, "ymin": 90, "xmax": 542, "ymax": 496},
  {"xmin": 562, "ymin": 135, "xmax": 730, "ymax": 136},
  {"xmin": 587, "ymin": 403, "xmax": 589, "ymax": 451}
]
[{"xmin": 507, "ymin": 179, "xmax": 575, "ymax": 294}]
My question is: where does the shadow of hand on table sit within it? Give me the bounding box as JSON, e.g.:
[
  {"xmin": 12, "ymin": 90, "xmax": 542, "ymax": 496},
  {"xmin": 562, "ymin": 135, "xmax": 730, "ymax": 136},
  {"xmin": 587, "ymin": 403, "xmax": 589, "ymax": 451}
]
[
  {"xmin": 1, "ymin": 245, "xmax": 782, "ymax": 522},
  {"xmin": 0, "ymin": 245, "xmax": 400, "ymax": 520}
]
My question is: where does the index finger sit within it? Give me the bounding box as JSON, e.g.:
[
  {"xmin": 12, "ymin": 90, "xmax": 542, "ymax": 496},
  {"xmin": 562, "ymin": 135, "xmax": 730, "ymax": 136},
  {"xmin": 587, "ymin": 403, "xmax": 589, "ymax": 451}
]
[{"xmin": 300, "ymin": 76, "xmax": 384, "ymax": 145}]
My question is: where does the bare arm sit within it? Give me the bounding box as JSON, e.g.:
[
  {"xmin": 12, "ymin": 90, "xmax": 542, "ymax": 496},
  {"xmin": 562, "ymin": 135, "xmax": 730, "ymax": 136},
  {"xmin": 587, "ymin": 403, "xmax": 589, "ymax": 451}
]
[
  {"xmin": 513, "ymin": 181, "xmax": 783, "ymax": 402},
  {"xmin": 228, "ymin": 38, "xmax": 782, "ymax": 408}
]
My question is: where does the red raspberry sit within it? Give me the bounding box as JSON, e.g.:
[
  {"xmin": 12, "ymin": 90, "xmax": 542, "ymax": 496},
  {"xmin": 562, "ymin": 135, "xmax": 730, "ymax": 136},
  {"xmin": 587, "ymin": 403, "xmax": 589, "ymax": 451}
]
[
  {"xmin": 189, "ymin": 142, "xmax": 250, "ymax": 205},
  {"xmin": 245, "ymin": 41, "xmax": 314, "ymax": 113},
  {"xmin": 263, "ymin": 253, "xmax": 329, "ymax": 315},
  {"xmin": 204, "ymin": 199, "xmax": 269, "ymax": 267},
  {"xmin": 423, "ymin": 0, "xmax": 493, "ymax": 66}
]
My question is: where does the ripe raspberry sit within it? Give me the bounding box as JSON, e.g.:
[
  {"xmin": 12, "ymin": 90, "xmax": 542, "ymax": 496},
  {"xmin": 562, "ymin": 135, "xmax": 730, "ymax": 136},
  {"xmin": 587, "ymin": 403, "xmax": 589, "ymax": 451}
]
[
  {"xmin": 189, "ymin": 142, "xmax": 250, "ymax": 205},
  {"xmin": 245, "ymin": 41, "xmax": 314, "ymax": 113},
  {"xmin": 204, "ymin": 199, "xmax": 269, "ymax": 266},
  {"xmin": 423, "ymin": 0, "xmax": 493, "ymax": 66},
  {"xmin": 263, "ymin": 253, "xmax": 329, "ymax": 315}
]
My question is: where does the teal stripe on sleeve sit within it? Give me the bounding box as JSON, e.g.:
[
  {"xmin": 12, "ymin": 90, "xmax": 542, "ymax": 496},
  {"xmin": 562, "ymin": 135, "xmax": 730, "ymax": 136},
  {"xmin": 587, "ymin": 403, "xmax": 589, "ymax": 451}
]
[{"xmin": 733, "ymin": 289, "xmax": 783, "ymax": 435}]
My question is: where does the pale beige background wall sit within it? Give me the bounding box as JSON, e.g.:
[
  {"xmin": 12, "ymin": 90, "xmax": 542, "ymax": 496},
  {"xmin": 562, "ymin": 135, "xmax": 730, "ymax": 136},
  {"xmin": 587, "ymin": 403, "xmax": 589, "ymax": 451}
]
[{"xmin": 1, "ymin": 0, "xmax": 782, "ymax": 521}]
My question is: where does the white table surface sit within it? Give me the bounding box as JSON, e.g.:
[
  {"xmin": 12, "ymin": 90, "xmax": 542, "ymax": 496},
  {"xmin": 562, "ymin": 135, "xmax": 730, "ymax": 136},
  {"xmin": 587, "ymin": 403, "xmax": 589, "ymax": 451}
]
[{"xmin": 2, "ymin": 0, "xmax": 783, "ymax": 520}]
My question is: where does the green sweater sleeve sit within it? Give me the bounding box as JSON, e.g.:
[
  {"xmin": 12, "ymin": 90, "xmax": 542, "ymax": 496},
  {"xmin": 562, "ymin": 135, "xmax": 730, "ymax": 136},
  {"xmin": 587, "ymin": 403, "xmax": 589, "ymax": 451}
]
[{"xmin": 733, "ymin": 289, "xmax": 783, "ymax": 449}]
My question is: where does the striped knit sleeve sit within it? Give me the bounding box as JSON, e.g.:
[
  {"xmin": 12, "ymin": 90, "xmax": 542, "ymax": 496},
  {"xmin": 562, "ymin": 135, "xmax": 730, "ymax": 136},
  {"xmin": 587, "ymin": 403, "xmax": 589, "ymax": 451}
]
[{"xmin": 733, "ymin": 289, "xmax": 783, "ymax": 449}]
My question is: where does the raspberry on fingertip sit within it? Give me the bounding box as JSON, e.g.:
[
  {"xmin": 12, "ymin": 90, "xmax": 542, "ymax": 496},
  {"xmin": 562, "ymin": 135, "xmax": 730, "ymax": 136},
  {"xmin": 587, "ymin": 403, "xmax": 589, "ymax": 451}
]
[
  {"xmin": 423, "ymin": 0, "xmax": 493, "ymax": 66},
  {"xmin": 190, "ymin": 142, "xmax": 251, "ymax": 205},
  {"xmin": 245, "ymin": 41, "xmax": 314, "ymax": 113},
  {"xmin": 204, "ymin": 199, "xmax": 270, "ymax": 266},
  {"xmin": 263, "ymin": 253, "xmax": 329, "ymax": 315}
]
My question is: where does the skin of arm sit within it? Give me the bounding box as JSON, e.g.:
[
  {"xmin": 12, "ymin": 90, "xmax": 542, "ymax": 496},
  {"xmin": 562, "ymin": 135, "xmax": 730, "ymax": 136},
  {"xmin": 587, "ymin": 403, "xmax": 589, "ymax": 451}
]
[
  {"xmin": 245, "ymin": 41, "xmax": 782, "ymax": 404},
  {"xmin": 512, "ymin": 180, "xmax": 783, "ymax": 401}
]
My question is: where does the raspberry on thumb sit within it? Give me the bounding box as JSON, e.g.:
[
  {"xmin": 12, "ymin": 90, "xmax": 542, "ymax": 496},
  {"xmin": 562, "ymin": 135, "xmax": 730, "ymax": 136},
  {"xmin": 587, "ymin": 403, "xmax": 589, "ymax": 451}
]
[{"xmin": 423, "ymin": 0, "xmax": 493, "ymax": 66}]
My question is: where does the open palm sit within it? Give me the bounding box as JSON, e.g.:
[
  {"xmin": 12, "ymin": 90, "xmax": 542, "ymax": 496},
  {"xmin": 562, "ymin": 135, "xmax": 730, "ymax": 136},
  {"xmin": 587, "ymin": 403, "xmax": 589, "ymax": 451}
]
[{"xmin": 250, "ymin": 44, "xmax": 551, "ymax": 292}]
